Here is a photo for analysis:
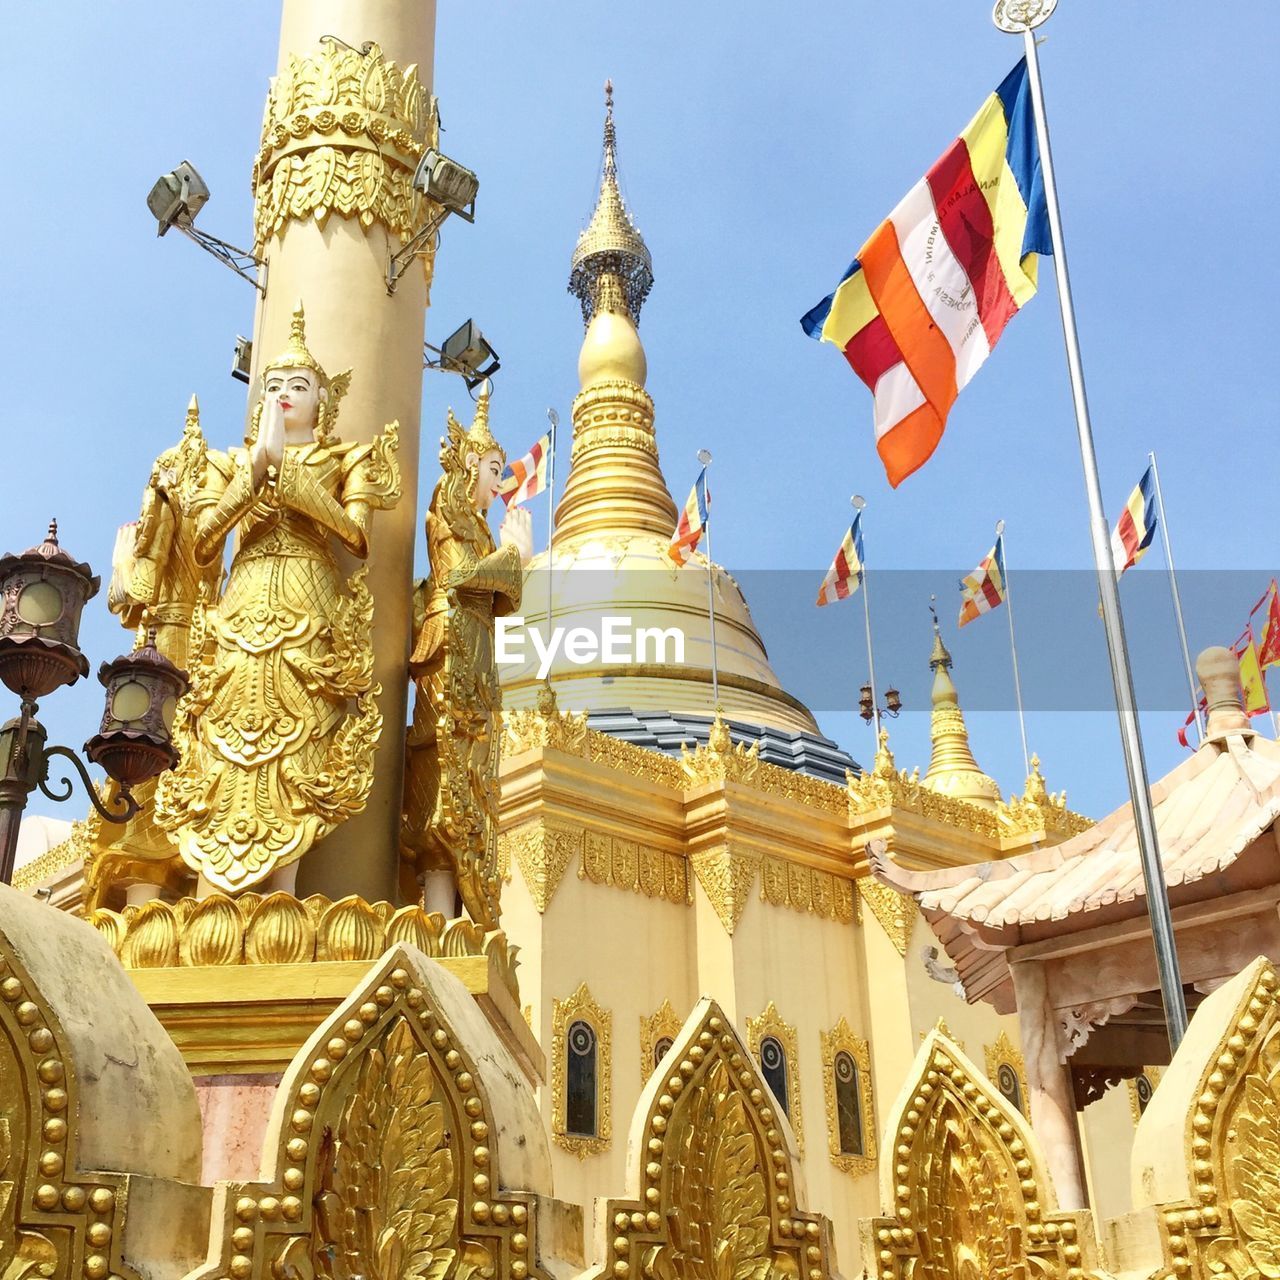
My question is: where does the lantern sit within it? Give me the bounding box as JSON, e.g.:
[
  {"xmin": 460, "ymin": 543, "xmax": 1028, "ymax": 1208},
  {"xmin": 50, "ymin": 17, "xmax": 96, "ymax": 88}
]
[
  {"xmin": 84, "ymin": 632, "xmax": 189, "ymax": 789},
  {"xmin": 0, "ymin": 521, "xmax": 100, "ymax": 701}
]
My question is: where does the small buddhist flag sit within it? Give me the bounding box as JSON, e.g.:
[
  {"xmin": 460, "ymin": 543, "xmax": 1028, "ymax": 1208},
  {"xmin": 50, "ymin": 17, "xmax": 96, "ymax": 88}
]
[
  {"xmin": 958, "ymin": 534, "xmax": 1007, "ymax": 627},
  {"xmin": 500, "ymin": 431, "xmax": 552, "ymax": 507},
  {"xmin": 1250, "ymin": 580, "xmax": 1280, "ymax": 669},
  {"xmin": 1110, "ymin": 465, "xmax": 1158, "ymax": 574},
  {"xmin": 667, "ymin": 467, "xmax": 711, "ymax": 567},
  {"xmin": 1233, "ymin": 628, "xmax": 1271, "ymax": 717},
  {"xmin": 801, "ymin": 59, "xmax": 1051, "ymax": 486},
  {"xmin": 816, "ymin": 513, "xmax": 865, "ymax": 606}
]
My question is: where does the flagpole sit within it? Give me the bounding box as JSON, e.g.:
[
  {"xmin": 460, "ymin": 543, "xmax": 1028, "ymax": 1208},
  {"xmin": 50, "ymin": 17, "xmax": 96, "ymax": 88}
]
[
  {"xmin": 699, "ymin": 448, "xmax": 719, "ymax": 710},
  {"xmin": 1005, "ymin": 3, "xmax": 1188, "ymax": 1049},
  {"xmin": 996, "ymin": 522, "xmax": 1031, "ymax": 778},
  {"xmin": 544, "ymin": 408, "xmax": 559, "ymax": 656},
  {"xmin": 851, "ymin": 495, "xmax": 879, "ymax": 741},
  {"xmin": 1148, "ymin": 451, "xmax": 1204, "ymax": 743}
]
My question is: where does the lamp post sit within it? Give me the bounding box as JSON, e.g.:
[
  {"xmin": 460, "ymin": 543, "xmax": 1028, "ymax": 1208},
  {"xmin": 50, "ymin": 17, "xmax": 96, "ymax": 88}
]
[
  {"xmin": 0, "ymin": 522, "xmax": 188, "ymax": 884},
  {"xmin": 858, "ymin": 682, "xmax": 903, "ymax": 727}
]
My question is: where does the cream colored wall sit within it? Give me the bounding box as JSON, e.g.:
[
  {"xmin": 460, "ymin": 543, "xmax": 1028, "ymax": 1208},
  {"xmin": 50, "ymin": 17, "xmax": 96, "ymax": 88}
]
[
  {"xmin": 503, "ymin": 850, "xmax": 887, "ymax": 1273},
  {"xmin": 1080, "ymin": 1083, "xmax": 1140, "ymax": 1220}
]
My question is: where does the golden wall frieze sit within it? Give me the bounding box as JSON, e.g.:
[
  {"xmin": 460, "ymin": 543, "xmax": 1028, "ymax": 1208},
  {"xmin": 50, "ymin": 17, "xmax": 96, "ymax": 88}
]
[
  {"xmin": 689, "ymin": 845, "xmax": 761, "ymax": 935},
  {"xmin": 745, "ymin": 1001, "xmax": 804, "ymax": 1156},
  {"xmin": 252, "ymin": 40, "xmax": 439, "ymax": 249},
  {"xmin": 759, "ymin": 855, "xmax": 855, "ymax": 924},
  {"xmin": 584, "ymin": 998, "xmax": 837, "ymax": 1280},
  {"xmin": 680, "ymin": 715, "xmax": 761, "ymax": 786},
  {"xmin": 820, "ymin": 1016, "xmax": 876, "ymax": 1176},
  {"xmin": 863, "ymin": 1026, "xmax": 1096, "ymax": 1280},
  {"xmin": 11, "ymin": 816, "xmax": 95, "ymax": 894},
  {"xmin": 578, "ymin": 829, "xmax": 689, "ymax": 904},
  {"xmin": 849, "ymin": 763, "xmax": 1003, "ymax": 839},
  {"xmin": 1129, "ymin": 957, "xmax": 1280, "ymax": 1280},
  {"xmin": 504, "ymin": 822, "xmax": 582, "ymax": 913},
  {"xmin": 551, "ymin": 983, "xmax": 612, "ymax": 1159},
  {"xmin": 856, "ymin": 876, "xmax": 917, "ymax": 957},
  {"xmin": 504, "ymin": 715, "xmax": 685, "ymax": 790},
  {"xmin": 187, "ymin": 945, "xmax": 572, "ymax": 1280},
  {"xmin": 639, "ymin": 999, "xmax": 684, "ymax": 1081},
  {"xmin": 86, "ymin": 893, "xmax": 518, "ymax": 999},
  {"xmin": 984, "ymin": 1029, "xmax": 1031, "ymax": 1117}
]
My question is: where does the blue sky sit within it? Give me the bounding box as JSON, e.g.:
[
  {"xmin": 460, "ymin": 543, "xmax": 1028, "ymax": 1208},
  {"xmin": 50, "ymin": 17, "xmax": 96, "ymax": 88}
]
[{"xmin": 2, "ymin": 2, "xmax": 1276, "ymax": 821}]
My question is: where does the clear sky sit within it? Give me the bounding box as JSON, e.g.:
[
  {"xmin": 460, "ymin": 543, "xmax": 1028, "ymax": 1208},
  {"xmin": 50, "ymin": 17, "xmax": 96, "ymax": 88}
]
[{"xmin": 2, "ymin": 1, "xmax": 1276, "ymax": 822}]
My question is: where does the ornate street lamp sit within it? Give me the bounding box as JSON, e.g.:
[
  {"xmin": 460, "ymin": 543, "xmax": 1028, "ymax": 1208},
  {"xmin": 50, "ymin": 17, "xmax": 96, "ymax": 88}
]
[
  {"xmin": 0, "ymin": 522, "xmax": 188, "ymax": 883},
  {"xmin": 858, "ymin": 681, "xmax": 902, "ymax": 725}
]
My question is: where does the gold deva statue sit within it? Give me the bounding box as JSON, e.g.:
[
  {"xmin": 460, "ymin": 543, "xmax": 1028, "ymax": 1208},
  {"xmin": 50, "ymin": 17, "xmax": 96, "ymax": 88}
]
[
  {"xmin": 86, "ymin": 397, "xmax": 225, "ymax": 904},
  {"xmin": 403, "ymin": 388, "xmax": 531, "ymax": 926},
  {"xmin": 155, "ymin": 303, "xmax": 401, "ymax": 893}
]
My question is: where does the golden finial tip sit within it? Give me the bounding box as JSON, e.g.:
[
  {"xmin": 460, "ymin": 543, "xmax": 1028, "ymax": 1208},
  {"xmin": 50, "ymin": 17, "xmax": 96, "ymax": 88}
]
[{"xmin": 605, "ymin": 78, "xmax": 613, "ymax": 106}]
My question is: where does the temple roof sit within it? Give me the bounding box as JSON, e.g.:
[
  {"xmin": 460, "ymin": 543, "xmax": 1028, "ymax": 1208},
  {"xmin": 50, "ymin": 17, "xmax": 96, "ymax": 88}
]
[{"xmin": 873, "ymin": 647, "xmax": 1280, "ymax": 1012}]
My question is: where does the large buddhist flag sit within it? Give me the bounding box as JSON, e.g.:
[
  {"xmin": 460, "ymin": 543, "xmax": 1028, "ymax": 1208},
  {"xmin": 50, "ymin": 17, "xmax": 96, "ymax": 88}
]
[
  {"xmin": 816, "ymin": 513, "xmax": 865, "ymax": 606},
  {"xmin": 801, "ymin": 59, "xmax": 1050, "ymax": 486},
  {"xmin": 1110, "ymin": 465, "xmax": 1158, "ymax": 574}
]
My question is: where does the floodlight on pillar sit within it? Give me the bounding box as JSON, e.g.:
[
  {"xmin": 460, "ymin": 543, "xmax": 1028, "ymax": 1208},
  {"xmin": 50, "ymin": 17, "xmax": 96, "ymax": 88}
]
[
  {"xmin": 387, "ymin": 149, "xmax": 480, "ymax": 294},
  {"xmin": 231, "ymin": 336, "xmax": 253, "ymax": 384},
  {"xmin": 146, "ymin": 161, "xmax": 266, "ymax": 294},
  {"xmin": 424, "ymin": 319, "xmax": 501, "ymax": 390}
]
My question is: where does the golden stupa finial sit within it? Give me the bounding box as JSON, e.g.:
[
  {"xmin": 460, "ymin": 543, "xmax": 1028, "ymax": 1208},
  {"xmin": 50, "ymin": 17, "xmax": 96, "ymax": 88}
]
[
  {"xmin": 922, "ymin": 599, "xmax": 1001, "ymax": 809},
  {"xmin": 1023, "ymin": 752, "xmax": 1050, "ymax": 805},
  {"xmin": 568, "ymin": 80, "xmax": 654, "ymax": 328}
]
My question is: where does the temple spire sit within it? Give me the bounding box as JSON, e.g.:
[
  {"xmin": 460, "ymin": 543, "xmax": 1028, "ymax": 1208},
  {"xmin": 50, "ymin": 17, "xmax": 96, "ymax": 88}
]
[
  {"xmin": 922, "ymin": 604, "xmax": 1001, "ymax": 809},
  {"xmin": 553, "ymin": 83, "xmax": 676, "ymax": 546}
]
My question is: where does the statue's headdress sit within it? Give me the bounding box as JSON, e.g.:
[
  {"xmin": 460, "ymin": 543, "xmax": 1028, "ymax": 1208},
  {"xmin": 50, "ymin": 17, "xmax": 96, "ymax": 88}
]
[
  {"xmin": 432, "ymin": 383, "xmax": 505, "ymax": 551},
  {"xmin": 252, "ymin": 301, "xmax": 352, "ymax": 442}
]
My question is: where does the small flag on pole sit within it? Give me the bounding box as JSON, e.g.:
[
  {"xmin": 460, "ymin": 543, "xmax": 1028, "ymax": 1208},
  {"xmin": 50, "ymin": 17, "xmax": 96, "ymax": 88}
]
[
  {"xmin": 1233, "ymin": 628, "xmax": 1271, "ymax": 717},
  {"xmin": 666, "ymin": 466, "xmax": 711, "ymax": 567},
  {"xmin": 499, "ymin": 431, "xmax": 552, "ymax": 507},
  {"xmin": 958, "ymin": 535, "xmax": 1007, "ymax": 627},
  {"xmin": 800, "ymin": 59, "xmax": 1050, "ymax": 487},
  {"xmin": 815, "ymin": 513, "xmax": 865, "ymax": 606},
  {"xmin": 1250, "ymin": 580, "xmax": 1280, "ymax": 669},
  {"xmin": 1110, "ymin": 464, "xmax": 1158, "ymax": 573}
]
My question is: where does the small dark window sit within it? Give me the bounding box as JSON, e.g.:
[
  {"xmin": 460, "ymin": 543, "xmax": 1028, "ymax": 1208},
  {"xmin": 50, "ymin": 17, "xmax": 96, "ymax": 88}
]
[
  {"xmin": 996, "ymin": 1063, "xmax": 1023, "ymax": 1115},
  {"xmin": 1135, "ymin": 1072, "xmax": 1155, "ymax": 1115},
  {"xmin": 760, "ymin": 1035, "xmax": 789, "ymax": 1118},
  {"xmin": 566, "ymin": 1019, "xmax": 598, "ymax": 1135},
  {"xmin": 653, "ymin": 1036, "xmax": 674, "ymax": 1072},
  {"xmin": 834, "ymin": 1050, "xmax": 864, "ymax": 1155}
]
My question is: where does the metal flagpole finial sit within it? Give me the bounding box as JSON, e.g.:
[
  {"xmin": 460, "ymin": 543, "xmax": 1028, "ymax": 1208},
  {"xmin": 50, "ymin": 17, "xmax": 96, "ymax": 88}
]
[
  {"xmin": 850, "ymin": 493, "xmax": 866, "ymax": 511},
  {"xmin": 995, "ymin": 518, "xmax": 1006, "ymax": 537},
  {"xmin": 547, "ymin": 407, "xmax": 559, "ymax": 430},
  {"xmin": 992, "ymin": 0, "xmax": 1057, "ymax": 32},
  {"xmin": 697, "ymin": 448, "xmax": 712, "ymax": 466}
]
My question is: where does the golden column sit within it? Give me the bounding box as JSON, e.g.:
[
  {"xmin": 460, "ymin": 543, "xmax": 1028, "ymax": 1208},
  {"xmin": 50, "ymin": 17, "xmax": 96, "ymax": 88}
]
[{"xmin": 247, "ymin": 1, "xmax": 437, "ymax": 901}]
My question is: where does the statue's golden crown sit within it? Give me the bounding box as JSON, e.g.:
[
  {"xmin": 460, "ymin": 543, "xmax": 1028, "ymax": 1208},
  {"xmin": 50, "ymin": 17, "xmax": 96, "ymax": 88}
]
[
  {"xmin": 441, "ymin": 383, "xmax": 504, "ymax": 471},
  {"xmin": 263, "ymin": 301, "xmax": 328, "ymax": 385}
]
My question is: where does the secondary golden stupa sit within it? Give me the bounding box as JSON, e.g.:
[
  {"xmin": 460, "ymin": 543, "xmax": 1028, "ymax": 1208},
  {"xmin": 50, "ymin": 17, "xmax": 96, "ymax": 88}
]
[{"xmin": 5, "ymin": 8, "xmax": 1280, "ymax": 1280}]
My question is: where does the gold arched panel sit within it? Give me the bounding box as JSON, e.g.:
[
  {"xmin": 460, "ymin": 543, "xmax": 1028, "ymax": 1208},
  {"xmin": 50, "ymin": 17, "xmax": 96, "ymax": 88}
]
[
  {"xmin": 821, "ymin": 1017, "xmax": 875, "ymax": 1177},
  {"xmin": 188, "ymin": 945, "xmax": 559, "ymax": 1280},
  {"xmin": 863, "ymin": 1027, "xmax": 1094, "ymax": 1280},
  {"xmin": 746, "ymin": 1001, "xmax": 804, "ymax": 1155},
  {"xmin": 586, "ymin": 997, "xmax": 837, "ymax": 1280},
  {"xmin": 551, "ymin": 983, "xmax": 612, "ymax": 1159},
  {"xmin": 639, "ymin": 1000, "xmax": 684, "ymax": 1081}
]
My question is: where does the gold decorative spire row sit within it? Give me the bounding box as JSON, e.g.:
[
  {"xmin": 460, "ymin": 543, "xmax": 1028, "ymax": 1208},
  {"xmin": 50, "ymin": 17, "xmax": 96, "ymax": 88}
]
[
  {"xmin": 568, "ymin": 80, "xmax": 654, "ymax": 328},
  {"xmin": 922, "ymin": 606, "xmax": 1001, "ymax": 809}
]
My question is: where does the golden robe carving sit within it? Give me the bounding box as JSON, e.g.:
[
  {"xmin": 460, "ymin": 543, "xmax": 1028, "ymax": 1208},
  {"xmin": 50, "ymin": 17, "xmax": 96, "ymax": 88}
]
[
  {"xmin": 156, "ymin": 304, "xmax": 400, "ymax": 892},
  {"xmin": 403, "ymin": 390, "xmax": 524, "ymax": 927}
]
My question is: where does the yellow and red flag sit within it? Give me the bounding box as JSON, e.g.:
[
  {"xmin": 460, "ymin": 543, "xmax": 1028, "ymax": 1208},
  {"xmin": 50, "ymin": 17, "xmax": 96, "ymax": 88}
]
[
  {"xmin": 1110, "ymin": 465, "xmax": 1158, "ymax": 574},
  {"xmin": 666, "ymin": 466, "xmax": 711, "ymax": 567},
  {"xmin": 1233, "ymin": 628, "xmax": 1271, "ymax": 717},
  {"xmin": 1250, "ymin": 580, "xmax": 1280, "ymax": 669},
  {"xmin": 816, "ymin": 512, "xmax": 865, "ymax": 606},
  {"xmin": 500, "ymin": 431, "xmax": 551, "ymax": 507}
]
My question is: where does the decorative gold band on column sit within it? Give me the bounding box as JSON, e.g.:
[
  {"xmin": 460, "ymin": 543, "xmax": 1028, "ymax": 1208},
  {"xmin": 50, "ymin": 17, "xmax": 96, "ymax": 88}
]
[{"xmin": 251, "ymin": 40, "xmax": 439, "ymax": 248}]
